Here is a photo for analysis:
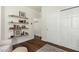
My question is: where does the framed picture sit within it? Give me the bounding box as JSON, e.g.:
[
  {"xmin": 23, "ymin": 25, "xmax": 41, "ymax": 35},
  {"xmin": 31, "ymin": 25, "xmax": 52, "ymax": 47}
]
[
  {"xmin": 14, "ymin": 29, "xmax": 22, "ymax": 37},
  {"xmin": 13, "ymin": 25, "xmax": 21, "ymax": 37},
  {"xmin": 19, "ymin": 11, "xmax": 26, "ymax": 17}
]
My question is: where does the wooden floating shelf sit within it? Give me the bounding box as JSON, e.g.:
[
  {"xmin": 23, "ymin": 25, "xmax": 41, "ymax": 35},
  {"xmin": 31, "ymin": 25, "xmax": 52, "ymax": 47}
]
[
  {"xmin": 9, "ymin": 26, "xmax": 29, "ymax": 30},
  {"xmin": 9, "ymin": 28, "xmax": 29, "ymax": 30},
  {"xmin": 8, "ymin": 15, "xmax": 28, "ymax": 19},
  {"xmin": 8, "ymin": 14, "xmax": 29, "ymax": 39},
  {"xmin": 9, "ymin": 35, "xmax": 29, "ymax": 39},
  {"xmin": 9, "ymin": 22, "xmax": 29, "ymax": 24}
]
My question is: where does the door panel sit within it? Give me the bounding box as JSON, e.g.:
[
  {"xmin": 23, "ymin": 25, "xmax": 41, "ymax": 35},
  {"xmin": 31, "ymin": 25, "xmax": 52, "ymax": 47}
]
[
  {"xmin": 71, "ymin": 8, "xmax": 79, "ymax": 50},
  {"xmin": 59, "ymin": 10, "xmax": 72, "ymax": 47},
  {"xmin": 47, "ymin": 12, "xmax": 60, "ymax": 43}
]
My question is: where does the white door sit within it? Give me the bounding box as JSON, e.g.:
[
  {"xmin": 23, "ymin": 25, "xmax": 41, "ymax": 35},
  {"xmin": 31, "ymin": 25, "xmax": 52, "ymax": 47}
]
[
  {"xmin": 46, "ymin": 12, "xmax": 60, "ymax": 43},
  {"xmin": 70, "ymin": 7, "xmax": 79, "ymax": 50},
  {"xmin": 60, "ymin": 7, "xmax": 79, "ymax": 50},
  {"xmin": 59, "ymin": 10, "xmax": 72, "ymax": 47}
]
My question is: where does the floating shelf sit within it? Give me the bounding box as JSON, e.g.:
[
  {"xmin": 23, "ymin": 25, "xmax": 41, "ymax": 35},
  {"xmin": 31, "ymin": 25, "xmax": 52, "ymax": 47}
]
[
  {"xmin": 8, "ymin": 15, "xmax": 28, "ymax": 19},
  {"xmin": 9, "ymin": 35, "xmax": 29, "ymax": 39},
  {"xmin": 8, "ymin": 14, "xmax": 29, "ymax": 39},
  {"xmin": 9, "ymin": 28, "xmax": 29, "ymax": 30},
  {"xmin": 9, "ymin": 22, "xmax": 29, "ymax": 24}
]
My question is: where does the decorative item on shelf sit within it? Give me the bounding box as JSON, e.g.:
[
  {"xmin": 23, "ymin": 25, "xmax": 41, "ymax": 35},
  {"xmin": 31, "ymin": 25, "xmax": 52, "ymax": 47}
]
[
  {"xmin": 14, "ymin": 25, "xmax": 21, "ymax": 30},
  {"xmin": 14, "ymin": 30, "xmax": 21, "ymax": 37},
  {"xmin": 19, "ymin": 20, "xmax": 23, "ymax": 23},
  {"xmin": 23, "ymin": 20, "xmax": 26, "ymax": 23},
  {"xmin": 25, "ymin": 32, "xmax": 29, "ymax": 35},
  {"xmin": 13, "ymin": 25, "xmax": 22, "ymax": 37},
  {"xmin": 21, "ymin": 25, "xmax": 26, "ymax": 29},
  {"xmin": 10, "ymin": 35, "xmax": 15, "ymax": 38},
  {"xmin": 14, "ymin": 25, "xmax": 16, "ymax": 29},
  {"xmin": 31, "ymin": 23, "xmax": 32, "ymax": 25},
  {"xmin": 21, "ymin": 25, "xmax": 29, "ymax": 29},
  {"xmin": 9, "ymin": 27, "xmax": 14, "ymax": 30},
  {"xmin": 21, "ymin": 31, "xmax": 24, "ymax": 36},
  {"xmin": 19, "ymin": 11, "xmax": 26, "ymax": 18},
  {"xmin": 21, "ymin": 31, "xmax": 29, "ymax": 36},
  {"xmin": 26, "ymin": 22, "xmax": 29, "ymax": 24},
  {"xmin": 19, "ymin": 20, "xmax": 26, "ymax": 23}
]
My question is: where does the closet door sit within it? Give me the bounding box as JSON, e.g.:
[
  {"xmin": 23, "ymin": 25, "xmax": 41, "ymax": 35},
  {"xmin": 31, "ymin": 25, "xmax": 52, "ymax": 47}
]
[
  {"xmin": 59, "ymin": 10, "xmax": 72, "ymax": 48},
  {"xmin": 71, "ymin": 8, "xmax": 79, "ymax": 50}
]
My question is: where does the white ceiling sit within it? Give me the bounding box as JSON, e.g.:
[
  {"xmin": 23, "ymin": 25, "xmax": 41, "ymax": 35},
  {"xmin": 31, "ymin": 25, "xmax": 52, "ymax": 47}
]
[{"xmin": 28, "ymin": 6, "xmax": 41, "ymax": 12}]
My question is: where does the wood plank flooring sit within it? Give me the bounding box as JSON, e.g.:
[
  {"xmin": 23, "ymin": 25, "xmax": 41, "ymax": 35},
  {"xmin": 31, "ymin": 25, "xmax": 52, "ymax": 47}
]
[
  {"xmin": 13, "ymin": 36, "xmax": 46, "ymax": 52},
  {"xmin": 13, "ymin": 35, "xmax": 77, "ymax": 52}
]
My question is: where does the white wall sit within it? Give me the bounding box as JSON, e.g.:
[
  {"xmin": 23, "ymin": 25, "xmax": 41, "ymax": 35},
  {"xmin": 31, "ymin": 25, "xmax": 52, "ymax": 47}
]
[
  {"xmin": 2, "ymin": 6, "xmax": 40, "ymax": 44},
  {"xmin": 1, "ymin": 6, "xmax": 5, "ymax": 40},
  {"xmin": 42, "ymin": 6, "xmax": 79, "ymax": 51}
]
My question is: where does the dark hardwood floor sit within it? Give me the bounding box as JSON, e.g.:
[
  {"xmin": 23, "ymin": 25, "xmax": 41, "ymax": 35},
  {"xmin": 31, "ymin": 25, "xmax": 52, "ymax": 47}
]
[
  {"xmin": 13, "ymin": 35, "xmax": 46, "ymax": 52},
  {"xmin": 13, "ymin": 35, "xmax": 78, "ymax": 52}
]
